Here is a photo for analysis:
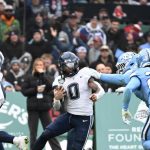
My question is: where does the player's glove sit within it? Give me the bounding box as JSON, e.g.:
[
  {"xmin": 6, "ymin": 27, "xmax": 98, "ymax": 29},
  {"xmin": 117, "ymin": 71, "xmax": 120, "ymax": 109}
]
[
  {"xmin": 122, "ymin": 109, "xmax": 132, "ymax": 125},
  {"xmin": 87, "ymin": 68, "xmax": 102, "ymax": 79},
  {"xmin": 115, "ymin": 87, "xmax": 125, "ymax": 95}
]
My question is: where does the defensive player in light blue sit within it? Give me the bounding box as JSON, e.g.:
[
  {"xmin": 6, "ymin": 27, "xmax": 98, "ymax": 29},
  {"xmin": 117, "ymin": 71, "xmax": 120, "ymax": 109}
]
[
  {"xmin": 100, "ymin": 51, "xmax": 137, "ymax": 85},
  {"xmin": 90, "ymin": 51, "xmax": 145, "ymax": 123},
  {"xmin": 91, "ymin": 51, "xmax": 138, "ymax": 87},
  {"xmin": 122, "ymin": 48, "xmax": 150, "ymax": 150}
]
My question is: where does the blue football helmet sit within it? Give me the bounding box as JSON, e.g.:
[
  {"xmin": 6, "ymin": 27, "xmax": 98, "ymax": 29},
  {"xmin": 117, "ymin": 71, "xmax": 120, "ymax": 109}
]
[
  {"xmin": 58, "ymin": 52, "xmax": 79, "ymax": 77},
  {"xmin": 116, "ymin": 52, "xmax": 136, "ymax": 74},
  {"xmin": 123, "ymin": 54, "xmax": 139, "ymax": 73},
  {"xmin": 138, "ymin": 48, "xmax": 150, "ymax": 68}
]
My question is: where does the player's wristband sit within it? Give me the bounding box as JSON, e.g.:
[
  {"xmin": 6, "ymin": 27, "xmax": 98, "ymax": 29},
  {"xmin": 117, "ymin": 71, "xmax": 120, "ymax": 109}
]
[
  {"xmin": 94, "ymin": 81, "xmax": 105, "ymax": 100},
  {"xmin": 54, "ymin": 97, "xmax": 60, "ymax": 101},
  {"xmin": 95, "ymin": 90, "xmax": 105, "ymax": 100},
  {"xmin": 53, "ymin": 98, "xmax": 61, "ymax": 110},
  {"xmin": 88, "ymin": 68, "xmax": 102, "ymax": 79},
  {"xmin": 122, "ymin": 105, "xmax": 128, "ymax": 111}
]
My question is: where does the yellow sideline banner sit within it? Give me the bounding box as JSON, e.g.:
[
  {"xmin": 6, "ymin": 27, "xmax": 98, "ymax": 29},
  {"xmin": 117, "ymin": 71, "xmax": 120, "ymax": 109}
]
[{"xmin": 95, "ymin": 93, "xmax": 146, "ymax": 150}]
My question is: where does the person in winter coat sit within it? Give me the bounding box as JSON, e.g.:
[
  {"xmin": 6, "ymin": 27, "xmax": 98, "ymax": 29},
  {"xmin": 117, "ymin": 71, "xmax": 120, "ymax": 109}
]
[
  {"xmin": 27, "ymin": 29, "xmax": 52, "ymax": 61},
  {"xmin": 78, "ymin": 16, "xmax": 106, "ymax": 44},
  {"xmin": 4, "ymin": 58, "xmax": 25, "ymax": 91},
  {"xmin": 1, "ymin": 30, "xmax": 24, "ymax": 63},
  {"xmin": 21, "ymin": 58, "xmax": 62, "ymax": 150},
  {"xmin": 0, "ymin": 5, "xmax": 20, "ymax": 41}
]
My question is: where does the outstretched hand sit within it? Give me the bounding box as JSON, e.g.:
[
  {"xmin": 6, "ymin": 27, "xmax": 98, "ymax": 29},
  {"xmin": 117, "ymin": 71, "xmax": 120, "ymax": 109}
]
[
  {"xmin": 115, "ymin": 87, "xmax": 125, "ymax": 95},
  {"xmin": 122, "ymin": 109, "xmax": 132, "ymax": 125}
]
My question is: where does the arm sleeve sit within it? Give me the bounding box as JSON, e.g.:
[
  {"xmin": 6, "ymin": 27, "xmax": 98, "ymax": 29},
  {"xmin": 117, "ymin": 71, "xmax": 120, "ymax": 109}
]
[
  {"xmin": 93, "ymin": 81, "xmax": 105, "ymax": 100},
  {"xmin": 123, "ymin": 77, "xmax": 141, "ymax": 110},
  {"xmin": 53, "ymin": 99, "xmax": 61, "ymax": 111},
  {"xmin": 100, "ymin": 74, "xmax": 129, "ymax": 85}
]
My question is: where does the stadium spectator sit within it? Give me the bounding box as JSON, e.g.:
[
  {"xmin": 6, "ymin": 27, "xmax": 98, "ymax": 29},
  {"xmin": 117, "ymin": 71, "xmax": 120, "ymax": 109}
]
[
  {"xmin": 62, "ymin": 13, "xmax": 78, "ymax": 42},
  {"xmin": 78, "ymin": 15, "xmax": 106, "ymax": 44},
  {"xmin": 96, "ymin": 63, "xmax": 106, "ymax": 73},
  {"xmin": 76, "ymin": 46, "xmax": 88, "ymax": 65},
  {"xmin": 1, "ymin": 30, "xmax": 24, "ymax": 63},
  {"xmin": 62, "ymin": 13, "xmax": 86, "ymax": 49},
  {"xmin": 98, "ymin": 8, "xmax": 111, "ymax": 33},
  {"xmin": 88, "ymin": 35, "xmax": 103, "ymax": 64},
  {"xmin": 4, "ymin": 58, "xmax": 25, "ymax": 91},
  {"xmin": 74, "ymin": 7, "xmax": 84, "ymax": 24},
  {"xmin": 50, "ymin": 26, "xmax": 74, "ymax": 57},
  {"xmin": 19, "ymin": 52, "xmax": 32, "ymax": 74},
  {"xmin": 41, "ymin": 53, "xmax": 59, "ymax": 78},
  {"xmin": 90, "ymin": 45, "xmax": 116, "ymax": 72},
  {"xmin": 98, "ymin": 8, "xmax": 109, "ymax": 19},
  {"xmin": 0, "ymin": 0, "xmax": 6, "ymax": 17},
  {"xmin": 26, "ymin": 12, "xmax": 50, "ymax": 41},
  {"xmin": 124, "ymin": 32, "xmax": 139, "ymax": 52},
  {"xmin": 50, "ymin": 20, "xmax": 86, "ymax": 59},
  {"xmin": 0, "ymin": 4, "xmax": 20, "ymax": 41},
  {"xmin": 105, "ymin": 63, "xmax": 113, "ymax": 74},
  {"xmin": 139, "ymin": 31, "xmax": 150, "ymax": 50},
  {"xmin": 106, "ymin": 18, "xmax": 126, "ymax": 53},
  {"xmin": 28, "ymin": 0, "xmax": 44, "ymax": 16},
  {"xmin": 96, "ymin": 62, "xmax": 117, "ymax": 92},
  {"xmin": 21, "ymin": 58, "xmax": 61, "ymax": 150},
  {"xmin": 27, "ymin": 29, "xmax": 52, "ymax": 61},
  {"xmin": 124, "ymin": 23, "xmax": 143, "ymax": 41}
]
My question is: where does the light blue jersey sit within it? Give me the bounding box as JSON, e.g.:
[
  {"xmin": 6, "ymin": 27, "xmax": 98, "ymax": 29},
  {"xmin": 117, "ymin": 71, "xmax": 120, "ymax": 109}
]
[
  {"xmin": 100, "ymin": 70, "xmax": 132, "ymax": 85},
  {"xmin": 100, "ymin": 69, "xmax": 145, "ymax": 101},
  {"xmin": 130, "ymin": 67, "xmax": 150, "ymax": 107},
  {"xmin": 122, "ymin": 67, "xmax": 150, "ymax": 149}
]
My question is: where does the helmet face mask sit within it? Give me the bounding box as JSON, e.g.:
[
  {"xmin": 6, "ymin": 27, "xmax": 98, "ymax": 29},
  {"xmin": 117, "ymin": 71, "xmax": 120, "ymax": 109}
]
[
  {"xmin": 58, "ymin": 52, "xmax": 79, "ymax": 77},
  {"xmin": 116, "ymin": 52, "xmax": 136, "ymax": 74},
  {"xmin": 116, "ymin": 63, "xmax": 125, "ymax": 74},
  {"xmin": 138, "ymin": 48, "xmax": 150, "ymax": 68}
]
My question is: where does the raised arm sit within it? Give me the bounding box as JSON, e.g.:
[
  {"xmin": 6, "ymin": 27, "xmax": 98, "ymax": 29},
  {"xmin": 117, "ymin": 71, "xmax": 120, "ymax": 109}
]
[
  {"xmin": 121, "ymin": 76, "xmax": 141, "ymax": 125},
  {"xmin": 100, "ymin": 74, "xmax": 129, "ymax": 85},
  {"xmin": 86, "ymin": 68, "xmax": 129, "ymax": 86},
  {"xmin": 123, "ymin": 77, "xmax": 141, "ymax": 110}
]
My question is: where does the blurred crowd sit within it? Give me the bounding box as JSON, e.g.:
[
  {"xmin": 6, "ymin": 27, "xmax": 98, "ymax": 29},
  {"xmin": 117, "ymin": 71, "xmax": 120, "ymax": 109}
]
[{"xmin": 0, "ymin": 0, "xmax": 149, "ymax": 94}]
